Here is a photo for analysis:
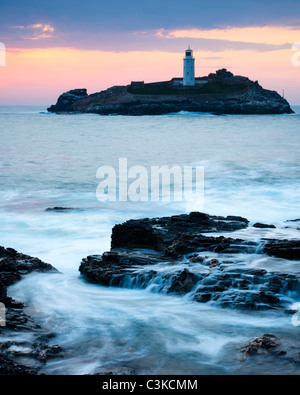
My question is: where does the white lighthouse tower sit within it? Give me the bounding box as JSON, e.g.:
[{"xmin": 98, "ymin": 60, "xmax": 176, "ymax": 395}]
[{"xmin": 183, "ymin": 46, "xmax": 195, "ymax": 86}]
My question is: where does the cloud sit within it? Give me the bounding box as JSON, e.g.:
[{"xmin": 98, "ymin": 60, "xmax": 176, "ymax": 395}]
[
  {"xmin": 28, "ymin": 24, "xmax": 55, "ymax": 33},
  {"xmin": 5, "ymin": 23, "xmax": 295, "ymax": 54},
  {"xmin": 154, "ymin": 26, "xmax": 300, "ymax": 46},
  {"xmin": 12, "ymin": 23, "xmax": 55, "ymax": 40},
  {"xmin": 127, "ymin": 28, "xmax": 292, "ymax": 54}
]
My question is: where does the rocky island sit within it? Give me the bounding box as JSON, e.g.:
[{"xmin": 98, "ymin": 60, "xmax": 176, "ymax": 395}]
[{"xmin": 48, "ymin": 69, "xmax": 294, "ymax": 116}]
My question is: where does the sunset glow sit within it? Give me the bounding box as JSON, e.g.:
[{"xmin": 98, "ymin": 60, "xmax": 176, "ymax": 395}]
[
  {"xmin": 1, "ymin": 41, "xmax": 299, "ymax": 105},
  {"xmin": 156, "ymin": 25, "xmax": 300, "ymax": 46},
  {"xmin": 0, "ymin": 1, "xmax": 299, "ymax": 105}
]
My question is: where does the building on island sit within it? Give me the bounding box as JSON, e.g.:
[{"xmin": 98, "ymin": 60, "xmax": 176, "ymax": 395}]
[
  {"xmin": 131, "ymin": 47, "xmax": 203, "ymax": 89},
  {"xmin": 129, "ymin": 48, "xmax": 248, "ymax": 90},
  {"xmin": 174, "ymin": 47, "xmax": 208, "ymax": 87}
]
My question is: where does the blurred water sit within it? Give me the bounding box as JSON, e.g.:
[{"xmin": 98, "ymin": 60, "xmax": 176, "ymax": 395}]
[{"xmin": 1, "ymin": 106, "xmax": 300, "ymax": 374}]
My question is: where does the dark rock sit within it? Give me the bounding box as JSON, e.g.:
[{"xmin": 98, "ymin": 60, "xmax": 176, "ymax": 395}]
[
  {"xmin": 208, "ymin": 259, "xmax": 220, "ymax": 269},
  {"xmin": 80, "ymin": 248, "xmax": 300, "ymax": 311},
  {"xmin": 194, "ymin": 293, "xmax": 212, "ymax": 303},
  {"xmin": 79, "ymin": 250, "xmax": 164, "ymax": 288},
  {"xmin": 111, "ymin": 212, "xmax": 250, "ymax": 257},
  {"xmin": 164, "ymin": 234, "xmax": 257, "ymax": 257},
  {"xmin": 32, "ymin": 343, "xmax": 64, "ymax": 362},
  {"xmin": 0, "ymin": 246, "xmax": 56, "ymax": 278},
  {"xmin": 0, "ymin": 341, "xmax": 63, "ymax": 375},
  {"xmin": 264, "ymin": 240, "xmax": 300, "ymax": 260},
  {"xmin": 240, "ymin": 334, "xmax": 285, "ymax": 357},
  {"xmin": 47, "ymin": 89, "xmax": 88, "ymax": 113},
  {"xmin": 167, "ymin": 269, "xmax": 200, "ymax": 295},
  {"xmin": 0, "ymin": 246, "xmax": 61, "ymax": 375},
  {"xmin": 189, "ymin": 254, "xmax": 207, "ymax": 263},
  {"xmin": 209, "ymin": 290, "xmax": 282, "ymax": 311},
  {"xmin": 253, "ymin": 223, "xmax": 276, "ymax": 229},
  {"xmin": 0, "ymin": 280, "xmax": 7, "ymax": 300},
  {"xmin": 0, "ymin": 352, "xmax": 38, "ymax": 375},
  {"xmin": 92, "ymin": 367, "xmax": 136, "ymax": 375},
  {"xmin": 5, "ymin": 307, "xmax": 40, "ymax": 331},
  {"xmin": 45, "ymin": 207, "xmax": 82, "ymax": 213},
  {"xmin": 0, "ymin": 246, "xmax": 57, "ymax": 323},
  {"xmin": 192, "ymin": 269, "xmax": 296, "ymax": 310},
  {"xmin": 79, "ymin": 212, "xmax": 300, "ymax": 312},
  {"xmin": 45, "ymin": 207, "xmax": 74, "ymax": 211}
]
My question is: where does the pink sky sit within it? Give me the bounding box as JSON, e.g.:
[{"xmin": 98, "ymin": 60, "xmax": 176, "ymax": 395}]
[{"xmin": 0, "ymin": 25, "xmax": 300, "ymax": 106}]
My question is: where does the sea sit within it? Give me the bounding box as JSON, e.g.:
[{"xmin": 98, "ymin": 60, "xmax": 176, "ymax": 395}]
[{"xmin": 0, "ymin": 106, "xmax": 300, "ymax": 374}]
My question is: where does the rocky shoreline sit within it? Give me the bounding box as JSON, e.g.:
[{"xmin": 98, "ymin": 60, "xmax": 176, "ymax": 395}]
[
  {"xmin": 47, "ymin": 73, "xmax": 294, "ymax": 116},
  {"xmin": 0, "ymin": 247, "xmax": 63, "ymax": 375},
  {"xmin": 79, "ymin": 212, "xmax": 300, "ymax": 312},
  {"xmin": 1, "ymin": 212, "xmax": 300, "ymax": 374}
]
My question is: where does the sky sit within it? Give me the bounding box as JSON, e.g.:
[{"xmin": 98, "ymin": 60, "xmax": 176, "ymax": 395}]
[{"xmin": 0, "ymin": 0, "xmax": 300, "ymax": 105}]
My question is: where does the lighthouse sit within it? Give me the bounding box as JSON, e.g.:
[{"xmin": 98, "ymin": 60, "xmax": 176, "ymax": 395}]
[{"xmin": 183, "ymin": 46, "xmax": 195, "ymax": 86}]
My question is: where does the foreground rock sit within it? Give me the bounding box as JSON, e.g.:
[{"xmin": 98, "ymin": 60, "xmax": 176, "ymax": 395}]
[
  {"xmin": 0, "ymin": 246, "xmax": 55, "ymax": 290},
  {"xmin": 240, "ymin": 334, "xmax": 283, "ymax": 357},
  {"xmin": 45, "ymin": 207, "xmax": 81, "ymax": 213},
  {"xmin": 0, "ymin": 246, "xmax": 62, "ymax": 375},
  {"xmin": 80, "ymin": 251, "xmax": 300, "ymax": 311},
  {"xmin": 111, "ymin": 212, "xmax": 251, "ymax": 256},
  {"xmin": 263, "ymin": 240, "xmax": 300, "ymax": 260},
  {"xmin": 0, "ymin": 341, "xmax": 63, "ymax": 375},
  {"xmin": 48, "ymin": 73, "xmax": 294, "ymax": 115},
  {"xmin": 237, "ymin": 333, "xmax": 300, "ymax": 373},
  {"xmin": 79, "ymin": 212, "xmax": 300, "ymax": 311},
  {"xmin": 92, "ymin": 367, "xmax": 136, "ymax": 376},
  {"xmin": 253, "ymin": 223, "xmax": 276, "ymax": 229}
]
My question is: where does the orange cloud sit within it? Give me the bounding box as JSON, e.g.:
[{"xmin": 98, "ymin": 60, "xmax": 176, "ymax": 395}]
[
  {"xmin": 156, "ymin": 26, "xmax": 300, "ymax": 46},
  {"xmin": 12, "ymin": 23, "xmax": 55, "ymax": 40},
  {"xmin": 28, "ymin": 24, "xmax": 55, "ymax": 33}
]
